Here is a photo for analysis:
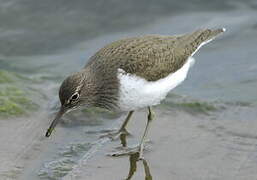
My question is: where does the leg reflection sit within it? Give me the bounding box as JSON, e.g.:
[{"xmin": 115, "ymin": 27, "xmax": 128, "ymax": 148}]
[
  {"xmin": 142, "ymin": 158, "xmax": 152, "ymax": 180},
  {"xmin": 120, "ymin": 132, "xmax": 127, "ymax": 147},
  {"xmin": 126, "ymin": 152, "xmax": 139, "ymax": 180},
  {"xmin": 126, "ymin": 152, "xmax": 152, "ymax": 180}
]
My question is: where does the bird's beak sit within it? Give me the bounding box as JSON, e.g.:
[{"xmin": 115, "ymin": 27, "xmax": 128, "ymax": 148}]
[{"xmin": 45, "ymin": 106, "xmax": 67, "ymax": 137}]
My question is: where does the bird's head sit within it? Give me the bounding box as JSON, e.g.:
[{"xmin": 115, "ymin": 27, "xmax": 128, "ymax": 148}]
[
  {"xmin": 45, "ymin": 71, "xmax": 97, "ymax": 137},
  {"xmin": 59, "ymin": 72, "xmax": 85, "ymax": 109}
]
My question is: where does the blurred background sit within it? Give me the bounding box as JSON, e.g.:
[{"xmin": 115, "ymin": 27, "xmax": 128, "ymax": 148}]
[{"xmin": 0, "ymin": 0, "xmax": 257, "ymax": 179}]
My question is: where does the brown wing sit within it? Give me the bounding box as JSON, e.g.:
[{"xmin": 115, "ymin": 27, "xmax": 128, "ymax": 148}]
[{"xmin": 86, "ymin": 28, "xmax": 224, "ymax": 81}]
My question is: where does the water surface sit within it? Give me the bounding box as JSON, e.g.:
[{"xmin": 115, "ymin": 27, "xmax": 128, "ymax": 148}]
[{"xmin": 0, "ymin": 0, "xmax": 257, "ymax": 180}]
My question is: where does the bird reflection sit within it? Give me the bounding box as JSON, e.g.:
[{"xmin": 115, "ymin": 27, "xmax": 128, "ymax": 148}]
[
  {"xmin": 120, "ymin": 133, "xmax": 127, "ymax": 147},
  {"xmin": 126, "ymin": 152, "xmax": 152, "ymax": 180},
  {"xmin": 119, "ymin": 133, "xmax": 152, "ymax": 180}
]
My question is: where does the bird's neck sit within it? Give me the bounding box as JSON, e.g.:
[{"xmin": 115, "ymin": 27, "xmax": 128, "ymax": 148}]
[{"xmin": 82, "ymin": 68, "xmax": 119, "ymax": 110}]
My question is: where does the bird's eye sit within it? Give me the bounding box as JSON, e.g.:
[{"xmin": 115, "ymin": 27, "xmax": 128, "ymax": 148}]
[{"xmin": 71, "ymin": 92, "xmax": 79, "ymax": 101}]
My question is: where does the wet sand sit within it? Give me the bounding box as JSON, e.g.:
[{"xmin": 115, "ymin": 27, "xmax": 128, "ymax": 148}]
[{"xmin": 62, "ymin": 106, "xmax": 257, "ymax": 180}]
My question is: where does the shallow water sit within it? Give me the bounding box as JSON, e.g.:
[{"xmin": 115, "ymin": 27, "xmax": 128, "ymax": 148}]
[{"xmin": 0, "ymin": 0, "xmax": 257, "ymax": 180}]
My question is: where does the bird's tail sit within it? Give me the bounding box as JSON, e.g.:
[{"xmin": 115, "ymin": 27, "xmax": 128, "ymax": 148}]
[
  {"xmin": 195, "ymin": 28, "xmax": 225, "ymax": 43},
  {"xmin": 179, "ymin": 28, "xmax": 226, "ymax": 56}
]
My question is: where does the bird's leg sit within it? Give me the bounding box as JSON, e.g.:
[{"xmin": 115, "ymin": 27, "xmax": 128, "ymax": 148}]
[
  {"xmin": 119, "ymin": 111, "xmax": 134, "ymax": 135},
  {"xmin": 138, "ymin": 106, "xmax": 154, "ymax": 159},
  {"xmin": 100, "ymin": 111, "xmax": 134, "ymax": 140},
  {"xmin": 109, "ymin": 107, "xmax": 154, "ymax": 160}
]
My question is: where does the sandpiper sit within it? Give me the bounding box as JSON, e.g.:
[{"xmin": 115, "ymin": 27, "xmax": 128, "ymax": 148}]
[{"xmin": 45, "ymin": 28, "xmax": 225, "ymax": 159}]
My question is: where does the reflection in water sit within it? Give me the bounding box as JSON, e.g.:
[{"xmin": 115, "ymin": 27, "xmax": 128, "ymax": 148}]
[
  {"xmin": 119, "ymin": 133, "xmax": 152, "ymax": 180},
  {"xmin": 142, "ymin": 159, "xmax": 152, "ymax": 180},
  {"xmin": 120, "ymin": 133, "xmax": 128, "ymax": 147},
  {"xmin": 126, "ymin": 152, "xmax": 152, "ymax": 180},
  {"xmin": 127, "ymin": 152, "xmax": 138, "ymax": 179}
]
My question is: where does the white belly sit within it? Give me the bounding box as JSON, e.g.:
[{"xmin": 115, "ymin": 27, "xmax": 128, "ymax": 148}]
[{"xmin": 117, "ymin": 57, "xmax": 195, "ymax": 111}]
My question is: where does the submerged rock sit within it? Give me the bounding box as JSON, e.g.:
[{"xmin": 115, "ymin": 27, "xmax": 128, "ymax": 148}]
[
  {"xmin": 61, "ymin": 107, "xmax": 122, "ymax": 127},
  {"xmin": 160, "ymin": 93, "xmax": 218, "ymax": 115}
]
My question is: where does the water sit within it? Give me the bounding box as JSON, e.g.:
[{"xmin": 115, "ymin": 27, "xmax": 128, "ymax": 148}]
[{"xmin": 0, "ymin": 0, "xmax": 257, "ymax": 179}]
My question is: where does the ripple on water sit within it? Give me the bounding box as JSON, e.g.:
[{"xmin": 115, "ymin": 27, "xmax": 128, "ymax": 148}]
[{"xmin": 38, "ymin": 142, "xmax": 92, "ymax": 180}]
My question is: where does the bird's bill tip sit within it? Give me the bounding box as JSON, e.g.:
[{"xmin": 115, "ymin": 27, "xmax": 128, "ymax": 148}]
[
  {"xmin": 45, "ymin": 107, "xmax": 66, "ymax": 137},
  {"xmin": 45, "ymin": 127, "xmax": 53, "ymax": 137}
]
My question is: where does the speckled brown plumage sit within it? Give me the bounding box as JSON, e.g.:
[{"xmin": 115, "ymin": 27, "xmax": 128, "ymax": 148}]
[
  {"xmin": 85, "ymin": 28, "xmax": 224, "ymax": 81},
  {"xmin": 59, "ymin": 28, "xmax": 224, "ymax": 110}
]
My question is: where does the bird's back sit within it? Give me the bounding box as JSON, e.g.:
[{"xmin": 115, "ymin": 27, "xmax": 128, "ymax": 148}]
[{"xmin": 85, "ymin": 28, "xmax": 224, "ymax": 81}]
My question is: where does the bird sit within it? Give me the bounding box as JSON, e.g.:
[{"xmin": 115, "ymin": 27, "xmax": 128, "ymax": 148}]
[{"xmin": 45, "ymin": 28, "xmax": 225, "ymax": 159}]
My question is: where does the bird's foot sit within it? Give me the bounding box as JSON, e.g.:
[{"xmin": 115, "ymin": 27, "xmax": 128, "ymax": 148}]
[
  {"xmin": 108, "ymin": 143, "xmax": 149, "ymax": 160},
  {"xmin": 100, "ymin": 128, "xmax": 131, "ymax": 140}
]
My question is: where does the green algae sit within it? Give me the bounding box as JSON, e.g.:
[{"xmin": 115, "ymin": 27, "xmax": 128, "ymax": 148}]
[
  {"xmin": 0, "ymin": 70, "xmax": 16, "ymax": 83},
  {"xmin": 0, "ymin": 70, "xmax": 38, "ymax": 117},
  {"xmin": 0, "ymin": 98, "xmax": 24, "ymax": 116},
  {"xmin": 0, "ymin": 86, "xmax": 38, "ymax": 117}
]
